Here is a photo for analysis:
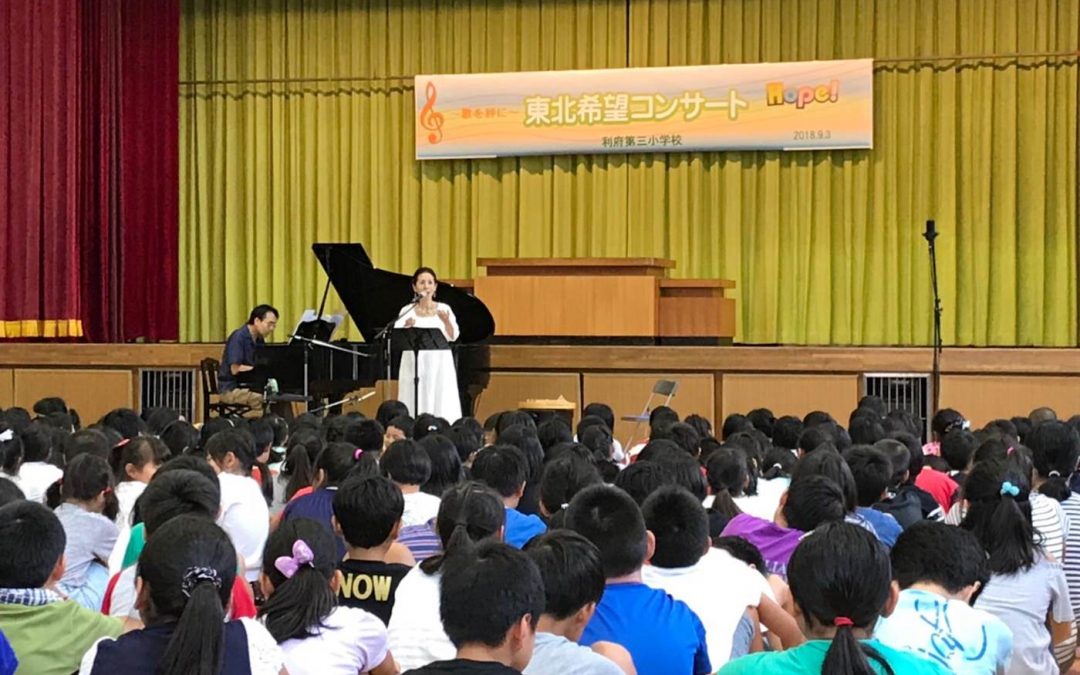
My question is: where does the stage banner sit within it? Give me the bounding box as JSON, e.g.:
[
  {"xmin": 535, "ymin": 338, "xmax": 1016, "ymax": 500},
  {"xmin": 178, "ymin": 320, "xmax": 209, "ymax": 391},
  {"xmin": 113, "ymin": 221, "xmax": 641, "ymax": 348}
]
[{"xmin": 415, "ymin": 59, "xmax": 873, "ymax": 160}]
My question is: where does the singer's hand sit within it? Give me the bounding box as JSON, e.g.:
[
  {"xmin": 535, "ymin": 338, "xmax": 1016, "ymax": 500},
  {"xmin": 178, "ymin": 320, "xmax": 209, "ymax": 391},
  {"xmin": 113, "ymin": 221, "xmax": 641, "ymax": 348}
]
[
  {"xmin": 404, "ymin": 318, "xmax": 416, "ymax": 328},
  {"xmin": 437, "ymin": 309, "xmax": 450, "ymax": 323}
]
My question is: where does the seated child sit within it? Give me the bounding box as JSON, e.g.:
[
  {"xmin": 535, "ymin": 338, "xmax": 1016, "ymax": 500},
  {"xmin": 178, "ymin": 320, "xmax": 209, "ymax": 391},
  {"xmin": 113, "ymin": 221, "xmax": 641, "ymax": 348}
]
[
  {"xmin": 50, "ymin": 454, "xmax": 119, "ymax": 609},
  {"xmin": 0, "ymin": 501, "xmax": 128, "ymax": 675},
  {"xmin": 875, "ymin": 521, "xmax": 1012, "ymax": 675},
  {"xmin": 403, "ymin": 540, "xmax": 545, "ymax": 674},
  {"xmin": 259, "ymin": 517, "xmax": 396, "ymax": 675},
  {"xmin": 333, "ymin": 474, "xmax": 414, "ymax": 624},
  {"xmin": 720, "ymin": 474, "xmax": 847, "ymax": 578},
  {"xmin": 207, "ymin": 430, "xmax": 270, "ymax": 582},
  {"xmin": 471, "ymin": 445, "xmax": 547, "ymax": 548},
  {"xmin": 566, "ymin": 484, "xmax": 711, "ymax": 675},
  {"xmin": 964, "ymin": 460, "xmax": 1074, "ymax": 674},
  {"xmin": 843, "ymin": 446, "xmax": 903, "ymax": 548},
  {"xmin": 870, "ymin": 439, "xmax": 924, "ymax": 529},
  {"xmin": 382, "ymin": 440, "xmax": 442, "ymax": 527},
  {"xmin": 106, "ymin": 436, "xmax": 169, "ymax": 573},
  {"xmin": 641, "ymin": 486, "xmax": 803, "ymax": 667},
  {"xmin": 80, "ymin": 516, "xmax": 283, "ymax": 674},
  {"xmin": 522, "ymin": 531, "xmax": 635, "ymax": 675},
  {"xmin": 15, "ymin": 421, "xmax": 63, "ymax": 503},
  {"xmin": 389, "ymin": 481, "xmax": 507, "ymax": 670},
  {"xmin": 719, "ymin": 521, "xmax": 948, "ymax": 675}
]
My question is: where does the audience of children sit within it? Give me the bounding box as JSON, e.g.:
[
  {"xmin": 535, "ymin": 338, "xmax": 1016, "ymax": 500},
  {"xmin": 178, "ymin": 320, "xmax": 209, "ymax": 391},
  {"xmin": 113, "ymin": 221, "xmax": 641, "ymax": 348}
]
[{"xmin": 1, "ymin": 395, "xmax": 1079, "ymax": 675}]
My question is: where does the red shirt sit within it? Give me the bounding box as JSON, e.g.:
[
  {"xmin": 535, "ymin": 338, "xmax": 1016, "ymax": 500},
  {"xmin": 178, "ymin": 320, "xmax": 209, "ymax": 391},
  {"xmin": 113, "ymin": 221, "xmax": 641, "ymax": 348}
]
[{"xmin": 914, "ymin": 466, "xmax": 957, "ymax": 512}]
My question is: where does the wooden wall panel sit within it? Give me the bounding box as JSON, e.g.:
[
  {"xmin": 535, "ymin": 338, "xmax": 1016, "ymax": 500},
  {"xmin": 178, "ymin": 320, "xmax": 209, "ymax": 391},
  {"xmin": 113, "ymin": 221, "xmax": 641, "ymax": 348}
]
[
  {"xmin": 721, "ymin": 374, "xmax": 860, "ymax": 424},
  {"xmin": 0, "ymin": 369, "xmax": 13, "ymax": 409},
  {"xmin": 474, "ymin": 373, "xmax": 581, "ymax": 426},
  {"xmin": 13, "ymin": 369, "xmax": 134, "ymax": 424},
  {"xmin": 940, "ymin": 376, "xmax": 1080, "ymax": 427},
  {"xmin": 583, "ymin": 373, "xmax": 716, "ymax": 447}
]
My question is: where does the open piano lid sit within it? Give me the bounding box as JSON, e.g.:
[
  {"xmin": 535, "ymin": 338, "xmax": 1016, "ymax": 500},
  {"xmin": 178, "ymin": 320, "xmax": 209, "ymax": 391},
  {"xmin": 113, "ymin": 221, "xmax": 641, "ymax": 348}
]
[{"xmin": 312, "ymin": 243, "xmax": 495, "ymax": 344}]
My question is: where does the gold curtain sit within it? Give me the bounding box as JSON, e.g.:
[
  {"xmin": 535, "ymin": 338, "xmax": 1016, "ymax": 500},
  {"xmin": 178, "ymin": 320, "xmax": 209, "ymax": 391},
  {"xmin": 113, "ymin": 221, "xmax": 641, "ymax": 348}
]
[{"xmin": 180, "ymin": 0, "xmax": 1078, "ymax": 345}]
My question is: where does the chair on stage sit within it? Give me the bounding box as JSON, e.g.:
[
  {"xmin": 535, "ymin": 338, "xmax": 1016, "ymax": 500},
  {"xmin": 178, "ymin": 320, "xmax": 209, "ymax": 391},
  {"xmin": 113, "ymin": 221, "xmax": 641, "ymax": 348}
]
[
  {"xmin": 620, "ymin": 379, "xmax": 679, "ymax": 449},
  {"xmin": 199, "ymin": 357, "xmax": 253, "ymax": 420}
]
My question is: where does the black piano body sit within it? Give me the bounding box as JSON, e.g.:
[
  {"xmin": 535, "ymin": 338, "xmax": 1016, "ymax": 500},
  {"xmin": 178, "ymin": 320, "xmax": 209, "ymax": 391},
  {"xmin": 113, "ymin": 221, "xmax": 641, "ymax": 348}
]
[{"xmin": 253, "ymin": 243, "xmax": 494, "ymax": 416}]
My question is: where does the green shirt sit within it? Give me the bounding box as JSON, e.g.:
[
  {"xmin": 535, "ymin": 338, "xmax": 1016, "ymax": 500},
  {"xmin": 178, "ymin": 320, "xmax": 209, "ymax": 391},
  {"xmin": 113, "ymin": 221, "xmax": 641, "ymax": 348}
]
[
  {"xmin": 121, "ymin": 522, "xmax": 146, "ymax": 569},
  {"xmin": 0, "ymin": 600, "xmax": 124, "ymax": 675},
  {"xmin": 719, "ymin": 639, "xmax": 951, "ymax": 675}
]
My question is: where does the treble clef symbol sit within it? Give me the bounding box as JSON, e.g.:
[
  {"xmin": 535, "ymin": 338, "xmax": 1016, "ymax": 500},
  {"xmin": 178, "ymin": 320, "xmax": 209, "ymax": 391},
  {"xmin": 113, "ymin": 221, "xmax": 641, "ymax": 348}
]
[{"xmin": 419, "ymin": 81, "xmax": 444, "ymax": 144}]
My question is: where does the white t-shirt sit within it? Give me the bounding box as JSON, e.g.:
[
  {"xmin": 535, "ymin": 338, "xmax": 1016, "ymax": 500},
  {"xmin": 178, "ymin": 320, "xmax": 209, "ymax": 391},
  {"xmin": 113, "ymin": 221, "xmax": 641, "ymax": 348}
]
[
  {"xmin": 401, "ymin": 490, "xmax": 442, "ymax": 528},
  {"xmin": 217, "ymin": 472, "xmax": 270, "ymax": 581},
  {"xmin": 277, "ymin": 606, "xmax": 390, "ymax": 675},
  {"xmin": 107, "ymin": 566, "xmax": 139, "ymax": 619},
  {"xmin": 108, "ymin": 481, "xmax": 146, "ymax": 574},
  {"xmin": 79, "ymin": 617, "xmax": 284, "ymax": 675},
  {"xmin": 642, "ymin": 547, "xmax": 766, "ymax": 667},
  {"xmin": 15, "ymin": 461, "xmax": 63, "ymax": 503},
  {"xmin": 733, "ymin": 478, "xmax": 790, "ymax": 521},
  {"xmin": 387, "ymin": 566, "xmax": 454, "ymax": 670}
]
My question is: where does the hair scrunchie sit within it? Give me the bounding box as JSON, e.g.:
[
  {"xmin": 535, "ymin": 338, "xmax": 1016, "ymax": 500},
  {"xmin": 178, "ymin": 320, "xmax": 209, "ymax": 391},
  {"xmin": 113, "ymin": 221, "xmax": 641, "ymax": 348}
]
[
  {"xmin": 180, "ymin": 566, "xmax": 222, "ymax": 598},
  {"xmin": 1000, "ymin": 481, "xmax": 1020, "ymax": 497}
]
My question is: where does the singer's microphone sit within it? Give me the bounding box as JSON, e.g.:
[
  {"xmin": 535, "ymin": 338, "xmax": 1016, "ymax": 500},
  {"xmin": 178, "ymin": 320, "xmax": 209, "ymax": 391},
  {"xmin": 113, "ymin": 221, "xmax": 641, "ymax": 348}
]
[{"xmin": 923, "ymin": 219, "xmax": 938, "ymax": 242}]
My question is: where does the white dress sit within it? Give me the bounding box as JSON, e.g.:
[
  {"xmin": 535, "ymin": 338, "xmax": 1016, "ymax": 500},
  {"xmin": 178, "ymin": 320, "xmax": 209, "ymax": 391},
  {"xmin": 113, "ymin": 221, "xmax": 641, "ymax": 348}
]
[{"xmin": 393, "ymin": 302, "xmax": 461, "ymax": 422}]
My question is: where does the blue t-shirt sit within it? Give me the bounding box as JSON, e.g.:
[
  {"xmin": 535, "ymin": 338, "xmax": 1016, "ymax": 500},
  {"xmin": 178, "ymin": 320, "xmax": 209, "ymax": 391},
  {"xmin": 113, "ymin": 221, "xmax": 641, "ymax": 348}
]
[
  {"xmin": 219, "ymin": 325, "xmax": 259, "ymax": 392},
  {"xmin": 720, "ymin": 638, "xmax": 950, "ymax": 675},
  {"xmin": 0, "ymin": 629, "xmax": 16, "ymax": 675},
  {"xmin": 580, "ymin": 582, "xmax": 710, "ymax": 675},
  {"xmin": 874, "ymin": 588, "xmax": 1013, "ymax": 675},
  {"xmin": 281, "ymin": 488, "xmax": 344, "ymax": 558},
  {"xmin": 504, "ymin": 507, "xmax": 546, "ymax": 549},
  {"xmin": 855, "ymin": 507, "xmax": 903, "ymax": 549}
]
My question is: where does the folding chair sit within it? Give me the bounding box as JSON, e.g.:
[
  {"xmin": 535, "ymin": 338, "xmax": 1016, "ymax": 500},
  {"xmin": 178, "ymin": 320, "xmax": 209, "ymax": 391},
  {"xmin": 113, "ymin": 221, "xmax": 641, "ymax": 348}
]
[{"xmin": 620, "ymin": 379, "xmax": 679, "ymax": 450}]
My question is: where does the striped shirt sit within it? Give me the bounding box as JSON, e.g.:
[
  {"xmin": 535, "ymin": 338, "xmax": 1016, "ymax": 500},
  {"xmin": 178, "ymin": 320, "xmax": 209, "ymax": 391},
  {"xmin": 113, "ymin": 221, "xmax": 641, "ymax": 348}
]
[{"xmin": 397, "ymin": 520, "xmax": 442, "ymax": 563}]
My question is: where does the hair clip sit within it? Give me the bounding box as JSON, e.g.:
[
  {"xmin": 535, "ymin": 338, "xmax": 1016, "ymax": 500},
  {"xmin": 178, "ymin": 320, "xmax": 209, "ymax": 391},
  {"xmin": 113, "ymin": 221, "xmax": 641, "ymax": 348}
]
[
  {"xmin": 771, "ymin": 463, "xmax": 783, "ymax": 470},
  {"xmin": 0, "ymin": 430, "xmax": 12, "ymax": 442},
  {"xmin": 1000, "ymin": 481, "xmax": 1020, "ymax": 497},
  {"xmin": 1049, "ymin": 470, "xmax": 1062, "ymax": 478},
  {"xmin": 353, "ymin": 448, "xmax": 364, "ymax": 461},
  {"xmin": 274, "ymin": 539, "xmax": 315, "ymax": 579},
  {"xmin": 833, "ymin": 616, "xmax": 854, "ymax": 627},
  {"xmin": 180, "ymin": 566, "xmax": 222, "ymax": 597}
]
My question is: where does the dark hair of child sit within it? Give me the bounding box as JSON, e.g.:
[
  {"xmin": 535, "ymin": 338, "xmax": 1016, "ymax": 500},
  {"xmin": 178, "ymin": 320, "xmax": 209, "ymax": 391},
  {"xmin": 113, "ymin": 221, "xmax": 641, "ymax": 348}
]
[
  {"xmin": 471, "ymin": 444, "xmax": 527, "ymax": 498},
  {"xmin": 1028, "ymin": 421, "xmax": 1080, "ymax": 501},
  {"xmin": 791, "ymin": 449, "xmax": 858, "ymax": 512},
  {"xmin": 843, "ymin": 446, "xmax": 892, "ymax": 507},
  {"xmin": 536, "ymin": 418, "xmax": 573, "ymax": 454},
  {"xmin": 418, "ymin": 433, "xmax": 465, "ymax": 497},
  {"xmin": 316, "ymin": 442, "xmax": 374, "ymax": 488},
  {"xmin": 0, "ymin": 476, "xmax": 24, "ymax": 507},
  {"xmin": 787, "ymin": 521, "xmax": 896, "ymax": 675},
  {"xmin": 376, "ymin": 400, "xmax": 410, "ymax": 430},
  {"xmin": 259, "ymin": 517, "xmax": 339, "ymax": 642},
  {"xmin": 582, "ymin": 403, "xmax": 616, "ymax": 431},
  {"xmin": 381, "ymin": 439, "xmax": 433, "ymax": 487},
  {"xmin": 205, "ymin": 429, "xmax": 258, "ymax": 475},
  {"xmin": 772, "ymin": 416, "xmax": 804, "ymax": 451},
  {"xmin": 539, "ymin": 454, "xmax": 602, "ymax": 527},
  {"xmin": 642, "ymin": 486, "xmax": 709, "ymax": 568},
  {"xmin": 420, "ymin": 481, "xmax": 506, "ymax": 575},
  {"xmin": 439, "ymin": 540, "xmax": 544, "ymax": 651},
  {"xmin": 891, "ymin": 521, "xmax": 990, "ymax": 593},
  {"xmin": 49, "ymin": 453, "xmax": 118, "ymax": 521},
  {"xmin": 762, "ymin": 445, "xmax": 796, "ymax": 480},
  {"xmin": 333, "ymin": 474, "xmax": 404, "ymax": 548},
  {"xmin": 137, "ymin": 516, "xmax": 237, "ymax": 675},
  {"xmin": 388, "ymin": 415, "xmax": 416, "ymax": 440},
  {"xmin": 0, "ymin": 421, "xmax": 24, "ymax": 475},
  {"xmin": 159, "ymin": 420, "xmax": 200, "ymax": 457},
  {"xmin": 712, "ymin": 535, "xmax": 768, "ymax": 577},
  {"xmin": 612, "ymin": 460, "xmax": 671, "ymax": 506},
  {"xmin": 281, "ymin": 428, "xmax": 324, "ymax": 501},
  {"xmin": 565, "ymin": 484, "xmax": 647, "ymax": 579},
  {"xmin": 961, "ymin": 459, "xmax": 1039, "ymax": 575},
  {"xmin": 782, "ymin": 475, "xmax": 847, "ymax": 532},
  {"xmin": 872, "ymin": 439, "xmax": 910, "ymax": 488},
  {"xmin": 705, "ymin": 447, "xmax": 747, "ymax": 521},
  {"xmin": 0, "ymin": 500, "xmax": 66, "ymax": 588},
  {"xmin": 722, "ymin": 413, "xmax": 754, "ymax": 440},
  {"xmin": 110, "ymin": 436, "xmax": 171, "ymax": 483},
  {"xmin": 747, "ymin": 409, "xmax": 776, "ymax": 438},
  {"xmin": 140, "ymin": 468, "xmax": 221, "ymax": 536},
  {"xmin": 941, "ymin": 430, "xmax": 978, "ymax": 473},
  {"xmin": 931, "ymin": 408, "xmax": 966, "ymax": 439},
  {"xmin": 524, "ymin": 530, "xmax": 605, "ymax": 620},
  {"xmin": 344, "ymin": 419, "xmax": 385, "ymax": 454}
]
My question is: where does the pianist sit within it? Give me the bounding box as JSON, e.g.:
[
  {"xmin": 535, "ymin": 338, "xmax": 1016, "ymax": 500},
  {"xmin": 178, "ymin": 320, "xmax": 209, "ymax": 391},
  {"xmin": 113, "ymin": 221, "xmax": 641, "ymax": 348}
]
[{"xmin": 218, "ymin": 304, "xmax": 279, "ymax": 414}]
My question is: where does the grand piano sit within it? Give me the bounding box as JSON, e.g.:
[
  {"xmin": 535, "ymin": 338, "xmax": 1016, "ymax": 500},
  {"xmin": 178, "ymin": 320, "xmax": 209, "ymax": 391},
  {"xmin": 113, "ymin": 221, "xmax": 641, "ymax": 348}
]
[{"xmin": 253, "ymin": 243, "xmax": 495, "ymax": 416}]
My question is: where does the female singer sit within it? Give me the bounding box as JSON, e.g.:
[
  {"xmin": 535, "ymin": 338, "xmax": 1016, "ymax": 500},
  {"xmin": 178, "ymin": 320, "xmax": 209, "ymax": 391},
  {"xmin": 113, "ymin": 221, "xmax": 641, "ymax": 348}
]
[{"xmin": 394, "ymin": 267, "xmax": 461, "ymax": 422}]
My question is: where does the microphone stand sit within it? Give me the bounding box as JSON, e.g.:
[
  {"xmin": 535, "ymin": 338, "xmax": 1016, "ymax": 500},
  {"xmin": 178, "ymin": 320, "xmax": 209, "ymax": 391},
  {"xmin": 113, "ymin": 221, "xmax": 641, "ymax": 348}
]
[
  {"xmin": 374, "ymin": 296, "xmax": 421, "ymax": 383},
  {"xmin": 923, "ymin": 220, "xmax": 943, "ymax": 418}
]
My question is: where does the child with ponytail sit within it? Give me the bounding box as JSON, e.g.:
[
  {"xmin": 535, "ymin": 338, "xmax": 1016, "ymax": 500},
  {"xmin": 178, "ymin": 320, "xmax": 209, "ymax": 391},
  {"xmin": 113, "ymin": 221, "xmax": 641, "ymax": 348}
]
[
  {"xmin": 964, "ymin": 459, "xmax": 1075, "ymax": 674},
  {"xmin": 206, "ymin": 429, "xmax": 270, "ymax": 583},
  {"xmin": 388, "ymin": 481, "xmax": 506, "ymax": 670},
  {"xmin": 720, "ymin": 521, "xmax": 947, "ymax": 675},
  {"xmin": 79, "ymin": 516, "xmax": 284, "ymax": 675},
  {"xmin": 259, "ymin": 518, "xmax": 396, "ymax": 675}
]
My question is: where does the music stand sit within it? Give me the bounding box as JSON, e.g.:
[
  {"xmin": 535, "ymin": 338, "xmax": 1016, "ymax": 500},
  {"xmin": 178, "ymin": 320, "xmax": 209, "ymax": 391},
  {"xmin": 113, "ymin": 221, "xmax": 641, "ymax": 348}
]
[
  {"xmin": 290, "ymin": 313, "xmax": 339, "ymax": 402},
  {"xmin": 392, "ymin": 327, "xmax": 451, "ymax": 415}
]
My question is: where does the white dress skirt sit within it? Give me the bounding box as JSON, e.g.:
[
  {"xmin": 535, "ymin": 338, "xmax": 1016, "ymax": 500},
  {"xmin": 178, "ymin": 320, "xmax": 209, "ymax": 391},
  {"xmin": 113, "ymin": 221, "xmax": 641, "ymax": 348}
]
[{"xmin": 394, "ymin": 302, "xmax": 461, "ymax": 422}]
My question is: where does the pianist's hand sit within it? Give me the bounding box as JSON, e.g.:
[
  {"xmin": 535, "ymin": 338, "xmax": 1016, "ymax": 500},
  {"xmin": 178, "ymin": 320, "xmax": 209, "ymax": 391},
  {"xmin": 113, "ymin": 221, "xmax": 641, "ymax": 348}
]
[{"xmin": 404, "ymin": 317, "xmax": 416, "ymax": 328}]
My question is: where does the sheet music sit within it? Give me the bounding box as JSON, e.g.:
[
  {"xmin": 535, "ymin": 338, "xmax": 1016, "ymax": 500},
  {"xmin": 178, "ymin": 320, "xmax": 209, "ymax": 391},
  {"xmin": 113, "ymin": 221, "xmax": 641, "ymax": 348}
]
[{"xmin": 293, "ymin": 309, "xmax": 345, "ymax": 340}]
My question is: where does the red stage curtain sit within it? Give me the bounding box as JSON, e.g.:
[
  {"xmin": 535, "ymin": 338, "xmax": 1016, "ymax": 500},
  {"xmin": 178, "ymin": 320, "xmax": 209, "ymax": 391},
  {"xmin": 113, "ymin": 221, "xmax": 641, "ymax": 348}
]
[{"xmin": 0, "ymin": 0, "xmax": 178, "ymax": 342}]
